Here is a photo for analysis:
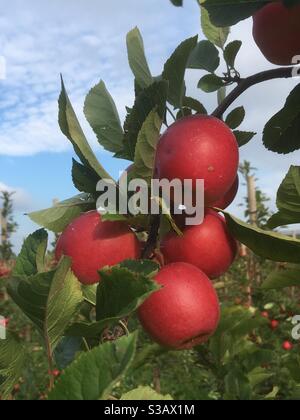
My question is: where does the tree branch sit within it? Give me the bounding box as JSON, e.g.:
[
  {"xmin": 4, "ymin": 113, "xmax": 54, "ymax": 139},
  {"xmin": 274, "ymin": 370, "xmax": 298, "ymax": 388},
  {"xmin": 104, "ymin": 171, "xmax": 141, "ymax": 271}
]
[
  {"xmin": 141, "ymin": 215, "xmax": 160, "ymax": 259},
  {"xmin": 212, "ymin": 67, "xmax": 296, "ymax": 119}
]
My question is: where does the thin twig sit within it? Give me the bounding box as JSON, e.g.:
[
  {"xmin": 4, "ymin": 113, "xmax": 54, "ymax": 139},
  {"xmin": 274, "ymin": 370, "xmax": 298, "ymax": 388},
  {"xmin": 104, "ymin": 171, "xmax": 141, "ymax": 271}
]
[
  {"xmin": 212, "ymin": 67, "xmax": 296, "ymax": 119},
  {"xmin": 141, "ymin": 215, "xmax": 160, "ymax": 259}
]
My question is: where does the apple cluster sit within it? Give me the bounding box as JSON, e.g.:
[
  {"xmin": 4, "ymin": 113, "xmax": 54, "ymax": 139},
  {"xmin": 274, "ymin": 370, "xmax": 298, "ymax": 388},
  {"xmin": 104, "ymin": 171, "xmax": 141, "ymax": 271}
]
[{"xmin": 56, "ymin": 114, "xmax": 240, "ymax": 349}]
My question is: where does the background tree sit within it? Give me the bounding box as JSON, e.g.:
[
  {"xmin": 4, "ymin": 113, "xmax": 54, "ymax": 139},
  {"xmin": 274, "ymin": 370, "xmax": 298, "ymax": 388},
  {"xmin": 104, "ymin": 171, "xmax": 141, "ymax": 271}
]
[
  {"xmin": 0, "ymin": 191, "xmax": 18, "ymax": 261},
  {"xmin": 239, "ymin": 161, "xmax": 272, "ymax": 228}
]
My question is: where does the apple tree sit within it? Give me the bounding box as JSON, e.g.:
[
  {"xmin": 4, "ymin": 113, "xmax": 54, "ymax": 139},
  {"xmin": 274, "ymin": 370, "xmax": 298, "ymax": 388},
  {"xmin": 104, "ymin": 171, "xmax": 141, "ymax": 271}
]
[{"xmin": 1, "ymin": 0, "xmax": 300, "ymax": 400}]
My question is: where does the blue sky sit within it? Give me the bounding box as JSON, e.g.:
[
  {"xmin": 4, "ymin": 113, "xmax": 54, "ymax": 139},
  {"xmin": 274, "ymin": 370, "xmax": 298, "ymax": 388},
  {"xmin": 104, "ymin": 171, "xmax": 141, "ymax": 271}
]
[{"xmin": 0, "ymin": 0, "xmax": 299, "ymax": 252}]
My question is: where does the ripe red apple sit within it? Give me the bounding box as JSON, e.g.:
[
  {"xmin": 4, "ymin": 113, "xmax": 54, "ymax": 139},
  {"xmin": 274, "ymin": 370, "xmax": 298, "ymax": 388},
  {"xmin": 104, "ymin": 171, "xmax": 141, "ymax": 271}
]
[
  {"xmin": 253, "ymin": 3, "xmax": 300, "ymax": 65},
  {"xmin": 138, "ymin": 262, "xmax": 220, "ymax": 349},
  {"xmin": 261, "ymin": 311, "xmax": 269, "ymax": 319},
  {"xmin": 270, "ymin": 319, "xmax": 279, "ymax": 330},
  {"xmin": 211, "ymin": 176, "xmax": 239, "ymax": 210},
  {"xmin": 161, "ymin": 210, "xmax": 237, "ymax": 279},
  {"xmin": 55, "ymin": 211, "xmax": 141, "ymax": 285},
  {"xmin": 155, "ymin": 115, "xmax": 239, "ymax": 205},
  {"xmin": 282, "ymin": 341, "xmax": 293, "ymax": 351}
]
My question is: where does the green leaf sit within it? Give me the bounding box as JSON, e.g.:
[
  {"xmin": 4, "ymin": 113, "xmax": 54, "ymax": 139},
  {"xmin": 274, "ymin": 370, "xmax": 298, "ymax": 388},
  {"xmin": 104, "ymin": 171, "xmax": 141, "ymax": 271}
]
[
  {"xmin": 131, "ymin": 110, "xmax": 163, "ymax": 185},
  {"xmin": 48, "ymin": 333, "xmax": 138, "ymax": 400},
  {"xmin": 263, "ymin": 83, "xmax": 300, "ymax": 154},
  {"xmin": 83, "ymin": 80, "xmax": 124, "ymax": 154},
  {"xmin": 200, "ymin": 5, "xmax": 229, "ymax": 48},
  {"xmin": 28, "ymin": 194, "xmax": 95, "ymax": 233},
  {"xmin": 13, "ymin": 229, "xmax": 48, "ymax": 277},
  {"xmin": 224, "ymin": 40, "xmax": 242, "ymax": 68},
  {"xmin": 72, "ymin": 159, "xmax": 99, "ymax": 194},
  {"xmin": 121, "ymin": 386, "xmax": 173, "ymax": 400},
  {"xmin": 266, "ymin": 166, "xmax": 300, "ymax": 229},
  {"xmin": 223, "ymin": 212, "xmax": 300, "ymax": 263},
  {"xmin": 170, "ymin": 0, "xmax": 183, "ymax": 6},
  {"xmin": 234, "ymin": 130, "xmax": 256, "ymax": 147},
  {"xmin": 54, "ymin": 336, "xmax": 83, "ymax": 370},
  {"xmin": 82, "ymin": 284, "xmax": 98, "ymax": 305},
  {"xmin": 126, "ymin": 28, "xmax": 153, "ymax": 89},
  {"xmin": 119, "ymin": 259, "xmax": 159, "ymax": 277},
  {"xmin": 224, "ymin": 369, "xmax": 251, "ymax": 400},
  {"xmin": 162, "ymin": 36, "xmax": 198, "ymax": 108},
  {"xmin": 202, "ymin": 0, "xmax": 268, "ymax": 28},
  {"xmin": 59, "ymin": 77, "xmax": 114, "ymax": 181},
  {"xmin": 96, "ymin": 264, "xmax": 159, "ymax": 322},
  {"xmin": 0, "ymin": 335, "xmax": 26, "ymax": 400},
  {"xmin": 187, "ymin": 40, "xmax": 220, "ymax": 72},
  {"xmin": 264, "ymin": 387, "xmax": 279, "ymax": 400},
  {"xmin": 8, "ymin": 257, "xmax": 83, "ymax": 351},
  {"xmin": 67, "ymin": 262, "xmax": 159, "ymax": 338},
  {"xmin": 262, "ymin": 265, "xmax": 300, "ymax": 289},
  {"xmin": 183, "ymin": 97, "xmax": 207, "ymax": 114},
  {"xmin": 247, "ymin": 367, "xmax": 274, "ymax": 388},
  {"xmin": 225, "ymin": 106, "xmax": 245, "ymax": 130},
  {"xmin": 198, "ymin": 74, "xmax": 224, "ymax": 93},
  {"xmin": 217, "ymin": 86, "xmax": 226, "ymax": 105},
  {"xmin": 121, "ymin": 81, "xmax": 168, "ymax": 161}
]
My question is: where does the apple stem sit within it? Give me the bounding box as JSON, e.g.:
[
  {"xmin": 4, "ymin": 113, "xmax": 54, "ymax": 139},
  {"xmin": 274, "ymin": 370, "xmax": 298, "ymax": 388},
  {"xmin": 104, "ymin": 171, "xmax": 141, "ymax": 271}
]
[{"xmin": 212, "ymin": 66, "xmax": 296, "ymax": 119}]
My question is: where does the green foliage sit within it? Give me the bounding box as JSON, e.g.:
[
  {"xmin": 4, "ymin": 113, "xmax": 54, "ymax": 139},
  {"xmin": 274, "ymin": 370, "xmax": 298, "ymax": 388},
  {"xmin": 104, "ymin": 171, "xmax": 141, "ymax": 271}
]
[
  {"xmin": 58, "ymin": 77, "xmax": 114, "ymax": 181},
  {"xmin": 66, "ymin": 261, "xmax": 159, "ymax": 338},
  {"xmin": 188, "ymin": 40, "xmax": 220, "ymax": 72},
  {"xmin": 126, "ymin": 27, "xmax": 153, "ymax": 90},
  {"xmin": 28, "ymin": 194, "xmax": 95, "ymax": 233},
  {"xmin": 200, "ymin": 5, "xmax": 229, "ymax": 48},
  {"xmin": 225, "ymin": 106, "xmax": 245, "ymax": 130},
  {"xmin": 71, "ymin": 159, "xmax": 100, "ymax": 195},
  {"xmin": 122, "ymin": 80, "xmax": 168, "ymax": 161},
  {"xmin": 223, "ymin": 40, "xmax": 242, "ymax": 68},
  {"xmin": 4, "ymin": 0, "xmax": 300, "ymax": 401},
  {"xmin": 0, "ymin": 335, "xmax": 26, "ymax": 400},
  {"xmin": 223, "ymin": 212, "xmax": 300, "ymax": 263},
  {"xmin": 48, "ymin": 333, "xmax": 138, "ymax": 400},
  {"xmin": 131, "ymin": 111, "xmax": 163, "ymax": 185},
  {"xmin": 198, "ymin": 74, "xmax": 225, "ymax": 92},
  {"xmin": 202, "ymin": 0, "xmax": 268, "ymax": 27},
  {"xmin": 84, "ymin": 80, "xmax": 124, "ymax": 154},
  {"xmin": 162, "ymin": 36, "xmax": 198, "ymax": 108},
  {"xmin": 8, "ymin": 257, "xmax": 83, "ymax": 350},
  {"xmin": 267, "ymin": 166, "xmax": 300, "ymax": 229},
  {"xmin": 121, "ymin": 386, "xmax": 172, "ymax": 400},
  {"xmin": 13, "ymin": 229, "xmax": 48, "ymax": 277},
  {"xmin": 234, "ymin": 130, "xmax": 256, "ymax": 147},
  {"xmin": 263, "ymin": 265, "xmax": 300, "ymax": 289},
  {"xmin": 263, "ymin": 84, "xmax": 300, "ymax": 154}
]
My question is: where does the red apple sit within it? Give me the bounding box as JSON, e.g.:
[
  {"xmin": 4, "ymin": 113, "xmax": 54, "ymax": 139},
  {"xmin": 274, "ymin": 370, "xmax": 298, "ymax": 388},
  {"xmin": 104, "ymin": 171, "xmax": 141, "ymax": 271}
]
[
  {"xmin": 55, "ymin": 211, "xmax": 141, "ymax": 285},
  {"xmin": 253, "ymin": 3, "xmax": 300, "ymax": 65},
  {"xmin": 270, "ymin": 319, "xmax": 279, "ymax": 330},
  {"xmin": 261, "ymin": 311, "xmax": 269, "ymax": 319},
  {"xmin": 138, "ymin": 262, "xmax": 220, "ymax": 349},
  {"xmin": 211, "ymin": 176, "xmax": 239, "ymax": 210},
  {"xmin": 155, "ymin": 115, "xmax": 239, "ymax": 205},
  {"xmin": 282, "ymin": 341, "xmax": 293, "ymax": 351},
  {"xmin": 161, "ymin": 210, "xmax": 237, "ymax": 279}
]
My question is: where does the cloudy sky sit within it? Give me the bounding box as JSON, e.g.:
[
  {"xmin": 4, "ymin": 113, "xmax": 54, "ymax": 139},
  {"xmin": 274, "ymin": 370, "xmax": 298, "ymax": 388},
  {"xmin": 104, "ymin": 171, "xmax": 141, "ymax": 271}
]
[{"xmin": 0, "ymin": 0, "xmax": 299, "ymax": 252}]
